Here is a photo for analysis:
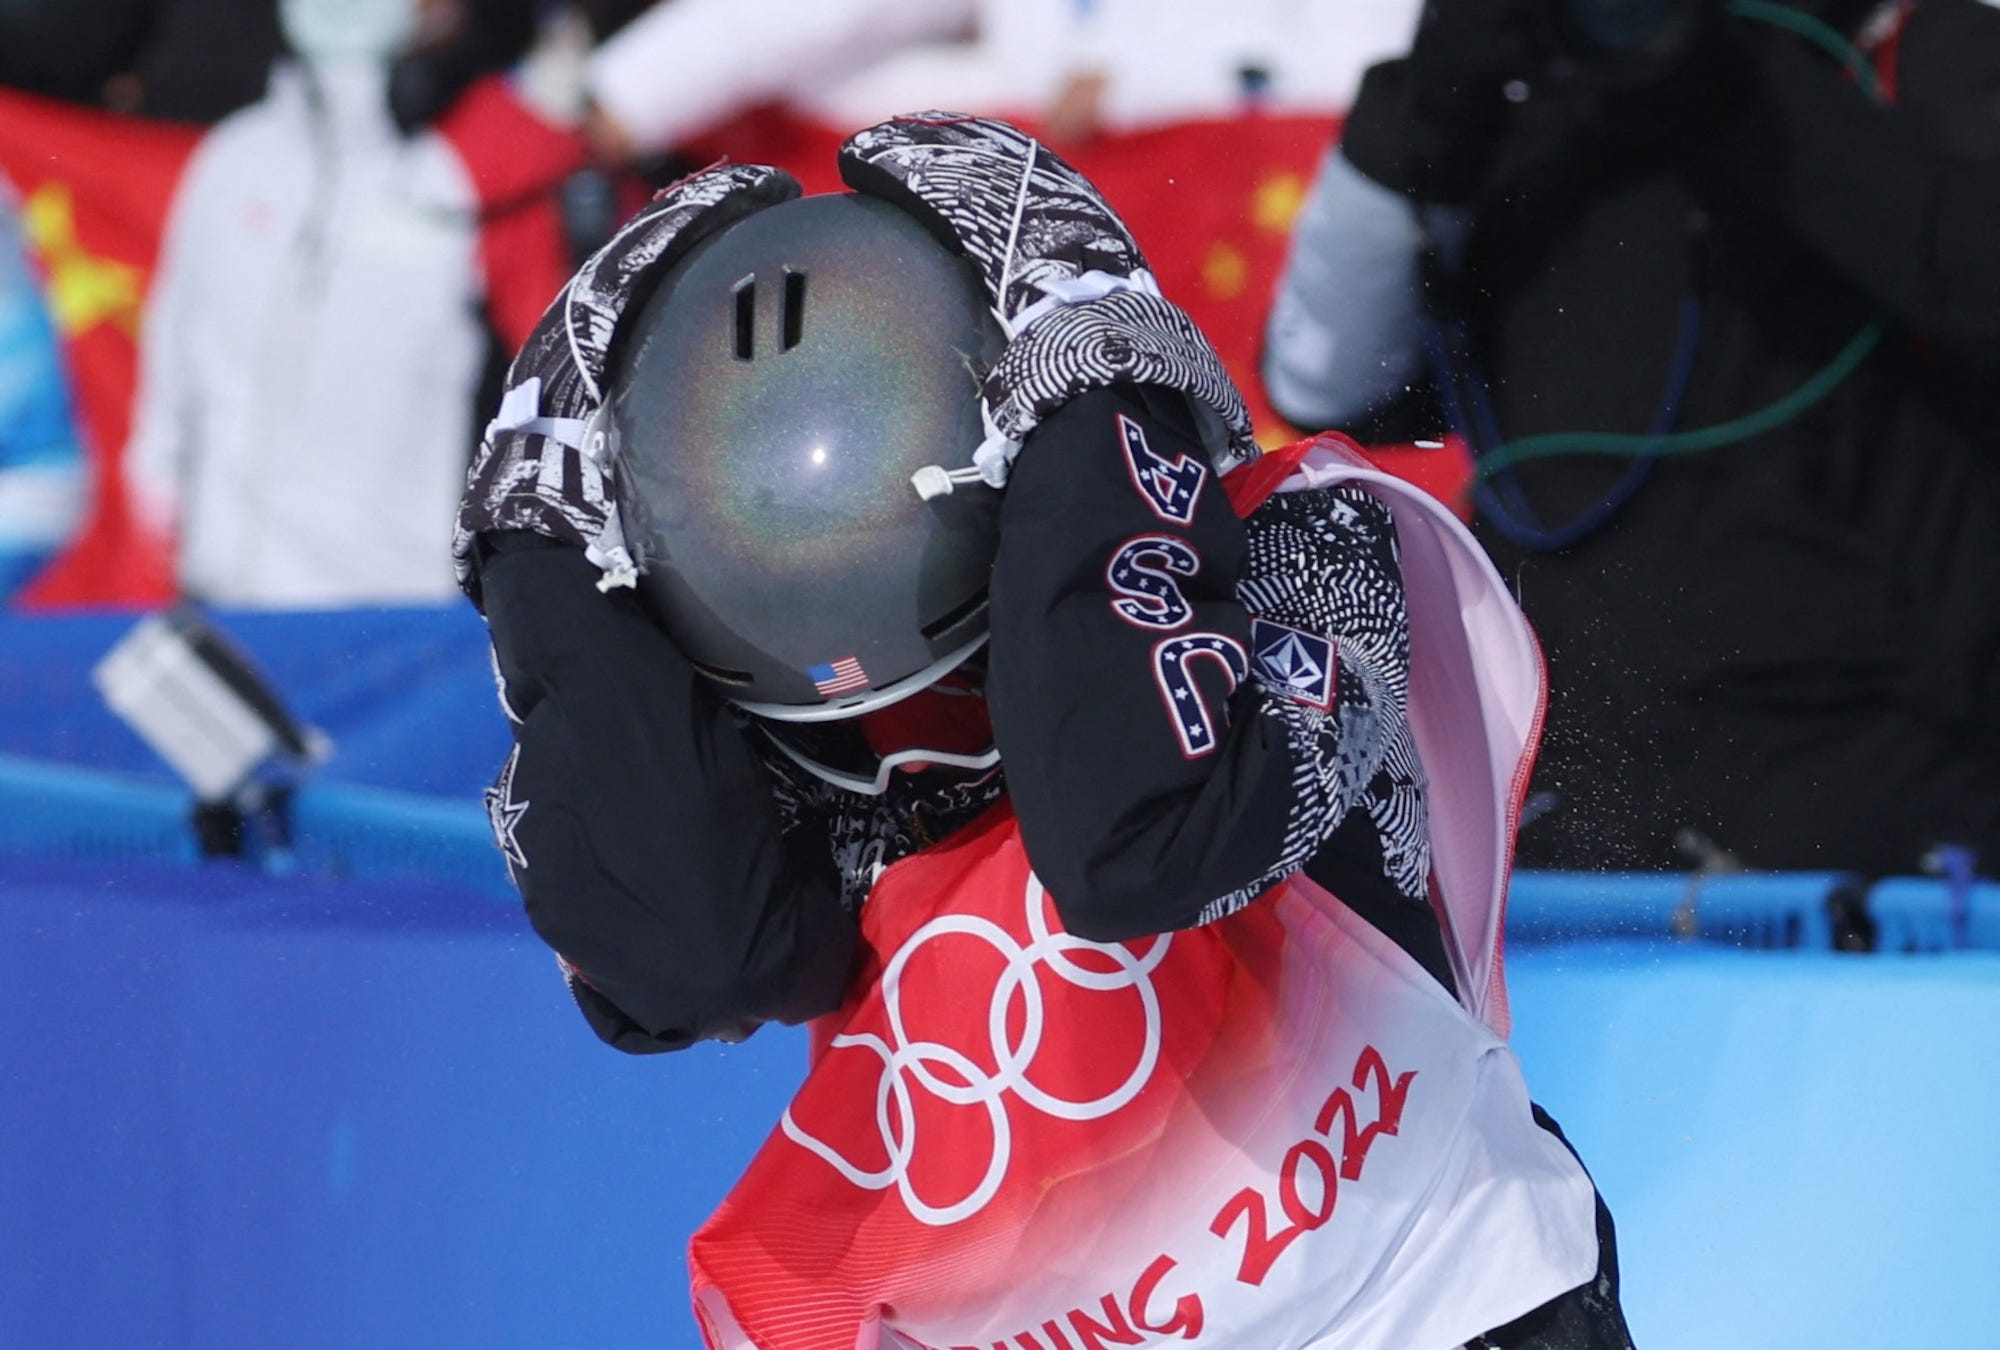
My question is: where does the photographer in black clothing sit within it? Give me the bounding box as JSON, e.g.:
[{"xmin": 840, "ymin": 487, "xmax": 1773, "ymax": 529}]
[{"xmin": 1265, "ymin": 0, "xmax": 2000, "ymax": 874}]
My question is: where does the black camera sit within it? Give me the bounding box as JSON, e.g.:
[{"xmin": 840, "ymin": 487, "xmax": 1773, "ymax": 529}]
[{"xmin": 1540, "ymin": 0, "xmax": 1711, "ymax": 85}]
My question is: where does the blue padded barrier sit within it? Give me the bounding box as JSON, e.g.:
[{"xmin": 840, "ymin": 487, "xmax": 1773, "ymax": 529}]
[
  {"xmin": 0, "ymin": 752, "xmax": 194, "ymax": 861},
  {"xmin": 1978, "ymin": 884, "xmax": 2000, "ymax": 949},
  {"xmin": 1868, "ymin": 876, "xmax": 2000, "ymax": 953},
  {"xmin": 1499, "ymin": 871, "xmax": 1691, "ymax": 939},
  {"xmin": 0, "ymin": 752, "xmax": 513, "ymax": 902},
  {"xmin": 2, "ymin": 748, "xmax": 1992, "ymax": 950},
  {"xmin": 5, "ymin": 604, "xmax": 1989, "ymax": 951},
  {"xmin": 289, "ymin": 779, "xmax": 513, "ymax": 902},
  {"xmin": 1667, "ymin": 870, "xmax": 1848, "ymax": 950}
]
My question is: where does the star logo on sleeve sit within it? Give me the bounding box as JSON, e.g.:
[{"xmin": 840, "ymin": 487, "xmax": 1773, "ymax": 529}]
[{"xmin": 484, "ymin": 745, "xmax": 530, "ymax": 876}]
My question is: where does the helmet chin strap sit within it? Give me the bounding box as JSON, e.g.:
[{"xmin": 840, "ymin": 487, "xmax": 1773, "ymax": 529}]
[{"xmin": 757, "ymin": 725, "xmax": 1000, "ymax": 798}]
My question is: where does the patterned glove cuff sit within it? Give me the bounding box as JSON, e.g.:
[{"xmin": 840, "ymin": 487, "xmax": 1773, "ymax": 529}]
[
  {"xmin": 839, "ymin": 113, "xmax": 1149, "ymax": 323},
  {"xmin": 454, "ymin": 163, "xmax": 802, "ymax": 604},
  {"xmin": 979, "ymin": 287, "xmax": 1260, "ymax": 486}
]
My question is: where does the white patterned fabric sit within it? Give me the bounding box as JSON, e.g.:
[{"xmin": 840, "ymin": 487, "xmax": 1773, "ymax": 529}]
[
  {"xmin": 1197, "ymin": 482, "xmax": 1428, "ymax": 925},
  {"xmin": 454, "ymin": 162, "xmax": 801, "ymax": 602},
  {"xmin": 765, "ymin": 745, "xmax": 1009, "ymax": 916},
  {"xmin": 840, "ymin": 113, "xmax": 1260, "ymax": 480}
]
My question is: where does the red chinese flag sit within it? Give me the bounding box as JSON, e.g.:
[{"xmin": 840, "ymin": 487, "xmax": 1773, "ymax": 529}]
[{"xmin": 0, "ymin": 89, "xmax": 200, "ymax": 608}]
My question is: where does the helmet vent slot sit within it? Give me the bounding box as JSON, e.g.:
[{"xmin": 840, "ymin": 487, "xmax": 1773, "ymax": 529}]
[
  {"xmin": 920, "ymin": 588, "xmax": 988, "ymax": 642},
  {"xmin": 731, "ymin": 274, "xmax": 756, "ymax": 360},
  {"xmin": 781, "ymin": 269, "xmax": 807, "ymax": 351},
  {"xmin": 691, "ymin": 660, "xmax": 756, "ymax": 687}
]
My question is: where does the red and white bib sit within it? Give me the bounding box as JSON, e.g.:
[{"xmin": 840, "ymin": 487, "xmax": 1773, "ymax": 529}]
[{"xmin": 689, "ymin": 440, "xmax": 1599, "ymax": 1349}]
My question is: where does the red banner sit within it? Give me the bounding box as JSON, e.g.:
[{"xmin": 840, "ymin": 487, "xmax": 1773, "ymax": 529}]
[
  {"xmin": 0, "ymin": 82, "xmax": 587, "ymax": 610},
  {"xmin": 0, "ymin": 92, "xmax": 1464, "ymax": 609},
  {"xmin": 0, "ymin": 89, "xmax": 201, "ymax": 607}
]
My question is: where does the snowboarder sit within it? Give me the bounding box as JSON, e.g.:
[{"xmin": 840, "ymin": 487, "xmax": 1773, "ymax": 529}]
[{"xmin": 457, "ymin": 113, "xmax": 1633, "ymax": 1349}]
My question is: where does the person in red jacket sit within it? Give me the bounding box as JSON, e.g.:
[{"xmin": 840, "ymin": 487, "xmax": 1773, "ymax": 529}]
[{"xmin": 458, "ymin": 116, "xmax": 1633, "ymax": 1348}]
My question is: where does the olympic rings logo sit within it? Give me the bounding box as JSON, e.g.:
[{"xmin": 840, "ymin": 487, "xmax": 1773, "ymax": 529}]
[{"xmin": 781, "ymin": 874, "xmax": 1172, "ymax": 1227}]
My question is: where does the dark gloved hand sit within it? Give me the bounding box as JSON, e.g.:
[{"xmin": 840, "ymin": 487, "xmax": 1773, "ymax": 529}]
[
  {"xmin": 839, "ymin": 113, "xmax": 1259, "ymax": 485},
  {"xmin": 453, "ymin": 161, "xmax": 800, "ymax": 603},
  {"xmin": 1342, "ymin": 0, "xmax": 1544, "ymax": 202}
]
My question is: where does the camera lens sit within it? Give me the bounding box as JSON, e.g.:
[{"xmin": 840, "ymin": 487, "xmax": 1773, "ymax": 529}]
[
  {"xmin": 1545, "ymin": 0, "xmax": 1705, "ymax": 84},
  {"xmin": 1568, "ymin": 0, "xmax": 1681, "ymax": 52}
]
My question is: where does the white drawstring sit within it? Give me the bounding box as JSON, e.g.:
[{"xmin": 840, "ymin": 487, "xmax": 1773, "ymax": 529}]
[
  {"xmin": 586, "ymin": 541, "xmax": 638, "ymax": 593},
  {"xmin": 1007, "ymin": 267, "xmax": 1161, "ymax": 333},
  {"xmin": 910, "ymin": 464, "xmax": 990, "ymax": 501},
  {"xmin": 912, "ymin": 268, "xmax": 1166, "ymax": 498}
]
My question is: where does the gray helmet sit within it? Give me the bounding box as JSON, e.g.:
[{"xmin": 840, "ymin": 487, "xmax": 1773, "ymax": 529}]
[{"xmin": 604, "ymin": 192, "xmax": 1006, "ymax": 721}]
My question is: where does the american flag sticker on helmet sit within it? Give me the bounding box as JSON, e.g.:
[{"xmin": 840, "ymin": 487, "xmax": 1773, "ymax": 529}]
[{"xmin": 808, "ymin": 657, "xmax": 870, "ymax": 697}]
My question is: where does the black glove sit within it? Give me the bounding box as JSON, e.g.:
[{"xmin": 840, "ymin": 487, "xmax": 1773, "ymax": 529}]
[
  {"xmin": 1341, "ymin": 0, "xmax": 1544, "ymax": 202},
  {"xmin": 454, "ymin": 161, "xmax": 801, "ymax": 604},
  {"xmin": 839, "ymin": 113, "xmax": 1260, "ymax": 484}
]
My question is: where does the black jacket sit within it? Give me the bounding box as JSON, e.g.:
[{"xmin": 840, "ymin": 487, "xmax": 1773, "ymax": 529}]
[{"xmin": 1335, "ymin": 0, "xmax": 2000, "ymax": 873}]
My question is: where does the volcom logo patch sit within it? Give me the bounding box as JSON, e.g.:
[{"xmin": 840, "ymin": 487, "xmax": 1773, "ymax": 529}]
[{"xmin": 1250, "ymin": 618, "xmax": 1336, "ymax": 711}]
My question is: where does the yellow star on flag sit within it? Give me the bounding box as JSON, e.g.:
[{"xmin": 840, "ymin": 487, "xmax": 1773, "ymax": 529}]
[
  {"xmin": 1203, "ymin": 241, "xmax": 1247, "ymax": 301},
  {"xmin": 1251, "ymin": 172, "xmax": 1308, "ymax": 236},
  {"xmin": 21, "ymin": 181, "xmax": 145, "ymax": 339}
]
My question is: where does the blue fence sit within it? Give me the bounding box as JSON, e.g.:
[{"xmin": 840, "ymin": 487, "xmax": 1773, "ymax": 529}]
[{"xmin": 10, "ymin": 744, "xmax": 1995, "ymax": 954}]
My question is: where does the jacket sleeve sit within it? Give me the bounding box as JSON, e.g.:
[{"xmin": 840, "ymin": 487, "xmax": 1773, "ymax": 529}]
[
  {"xmin": 475, "ymin": 530, "xmax": 857, "ymax": 1053},
  {"xmin": 585, "ymin": 0, "xmax": 975, "ymax": 155},
  {"xmin": 986, "ymin": 384, "xmax": 1420, "ymax": 943},
  {"xmin": 1262, "ymin": 143, "xmax": 1468, "ymax": 431}
]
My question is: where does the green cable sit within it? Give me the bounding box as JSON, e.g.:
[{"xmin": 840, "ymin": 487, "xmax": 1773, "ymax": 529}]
[
  {"xmin": 1474, "ymin": 319, "xmax": 1885, "ymax": 474},
  {"xmin": 1725, "ymin": 0, "xmax": 1883, "ymax": 100},
  {"xmin": 1472, "ymin": 2, "xmax": 1888, "ymax": 481}
]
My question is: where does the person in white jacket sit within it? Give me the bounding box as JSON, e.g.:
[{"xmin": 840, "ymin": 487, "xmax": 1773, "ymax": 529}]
[{"xmin": 126, "ymin": 0, "xmax": 488, "ymax": 607}]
